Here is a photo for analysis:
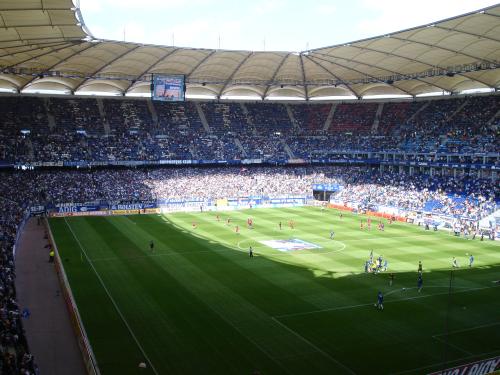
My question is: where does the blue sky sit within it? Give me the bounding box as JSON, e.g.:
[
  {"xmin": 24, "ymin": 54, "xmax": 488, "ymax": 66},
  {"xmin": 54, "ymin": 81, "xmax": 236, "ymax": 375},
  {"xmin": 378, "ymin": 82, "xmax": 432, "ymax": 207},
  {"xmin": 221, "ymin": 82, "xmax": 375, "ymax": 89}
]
[{"xmin": 79, "ymin": 0, "xmax": 499, "ymax": 51}]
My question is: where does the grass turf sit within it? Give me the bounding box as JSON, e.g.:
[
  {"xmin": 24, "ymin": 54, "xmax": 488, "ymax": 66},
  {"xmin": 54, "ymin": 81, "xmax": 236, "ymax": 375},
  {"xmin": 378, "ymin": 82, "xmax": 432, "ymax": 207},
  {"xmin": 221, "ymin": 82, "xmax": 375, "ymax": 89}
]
[{"xmin": 48, "ymin": 207, "xmax": 500, "ymax": 375}]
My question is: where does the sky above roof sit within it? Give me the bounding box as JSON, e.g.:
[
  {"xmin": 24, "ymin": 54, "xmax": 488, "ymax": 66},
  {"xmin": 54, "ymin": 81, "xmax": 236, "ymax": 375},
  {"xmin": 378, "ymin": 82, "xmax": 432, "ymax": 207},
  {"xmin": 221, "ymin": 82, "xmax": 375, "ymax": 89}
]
[{"xmin": 79, "ymin": 0, "xmax": 500, "ymax": 52}]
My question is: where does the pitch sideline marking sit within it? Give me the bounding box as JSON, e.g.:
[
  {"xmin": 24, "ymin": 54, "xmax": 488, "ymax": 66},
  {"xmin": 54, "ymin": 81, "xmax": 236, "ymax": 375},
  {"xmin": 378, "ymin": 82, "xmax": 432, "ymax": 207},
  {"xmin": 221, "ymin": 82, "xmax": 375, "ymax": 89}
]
[
  {"xmin": 432, "ymin": 321, "xmax": 500, "ymax": 338},
  {"xmin": 275, "ymin": 284, "xmax": 499, "ymax": 319},
  {"xmin": 271, "ymin": 317, "xmax": 356, "ymax": 375},
  {"xmin": 431, "ymin": 335, "xmax": 473, "ymax": 356},
  {"xmin": 63, "ymin": 218, "xmax": 160, "ymax": 375}
]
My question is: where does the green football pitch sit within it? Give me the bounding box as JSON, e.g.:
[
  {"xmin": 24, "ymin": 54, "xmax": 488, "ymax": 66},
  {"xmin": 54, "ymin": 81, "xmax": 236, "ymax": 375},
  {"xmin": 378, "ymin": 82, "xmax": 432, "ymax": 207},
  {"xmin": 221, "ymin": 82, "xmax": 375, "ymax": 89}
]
[{"xmin": 49, "ymin": 207, "xmax": 500, "ymax": 375}]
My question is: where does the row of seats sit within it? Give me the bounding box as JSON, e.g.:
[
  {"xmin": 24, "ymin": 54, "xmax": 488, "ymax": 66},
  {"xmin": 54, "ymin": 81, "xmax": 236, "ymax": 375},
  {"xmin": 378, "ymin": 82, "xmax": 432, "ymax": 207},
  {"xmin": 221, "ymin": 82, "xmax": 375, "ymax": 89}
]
[{"xmin": 0, "ymin": 95, "xmax": 498, "ymax": 163}]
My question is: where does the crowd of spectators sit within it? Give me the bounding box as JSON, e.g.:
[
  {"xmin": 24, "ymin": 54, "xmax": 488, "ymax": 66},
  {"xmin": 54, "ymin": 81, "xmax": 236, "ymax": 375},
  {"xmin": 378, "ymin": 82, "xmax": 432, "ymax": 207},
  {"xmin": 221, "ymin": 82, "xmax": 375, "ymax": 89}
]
[
  {"xmin": 329, "ymin": 102, "xmax": 379, "ymax": 133},
  {"xmin": 330, "ymin": 170, "xmax": 498, "ymax": 220},
  {"xmin": 0, "ymin": 194, "xmax": 37, "ymax": 374},
  {"xmin": 0, "ymin": 95, "xmax": 498, "ymax": 164}
]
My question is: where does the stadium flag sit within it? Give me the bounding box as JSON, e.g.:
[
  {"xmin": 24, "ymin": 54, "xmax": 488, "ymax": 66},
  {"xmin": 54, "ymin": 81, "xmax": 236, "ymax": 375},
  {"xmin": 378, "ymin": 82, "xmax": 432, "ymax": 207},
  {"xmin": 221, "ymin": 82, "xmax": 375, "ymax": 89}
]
[{"xmin": 427, "ymin": 355, "xmax": 500, "ymax": 375}]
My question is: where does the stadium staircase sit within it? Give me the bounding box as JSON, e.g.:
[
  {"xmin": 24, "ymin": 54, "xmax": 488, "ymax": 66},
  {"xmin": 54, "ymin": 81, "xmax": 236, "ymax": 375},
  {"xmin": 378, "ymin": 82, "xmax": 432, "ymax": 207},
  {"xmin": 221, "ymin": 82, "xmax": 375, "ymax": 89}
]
[
  {"xmin": 96, "ymin": 98, "xmax": 110, "ymax": 135},
  {"xmin": 392, "ymin": 101, "xmax": 429, "ymax": 137},
  {"xmin": 406, "ymin": 101, "xmax": 429, "ymax": 123},
  {"xmin": 43, "ymin": 98, "xmax": 56, "ymax": 130},
  {"xmin": 25, "ymin": 138, "xmax": 34, "ymax": 159},
  {"xmin": 195, "ymin": 102, "xmax": 211, "ymax": 133},
  {"xmin": 487, "ymin": 108, "xmax": 500, "ymax": 126},
  {"xmin": 284, "ymin": 104, "xmax": 301, "ymax": 132},
  {"xmin": 239, "ymin": 103, "xmax": 257, "ymax": 135},
  {"xmin": 371, "ymin": 103, "xmax": 384, "ymax": 133},
  {"xmin": 446, "ymin": 97, "xmax": 470, "ymax": 122},
  {"xmin": 322, "ymin": 103, "xmax": 337, "ymax": 131},
  {"xmin": 189, "ymin": 144, "xmax": 198, "ymax": 159},
  {"xmin": 281, "ymin": 139, "xmax": 295, "ymax": 158},
  {"xmin": 233, "ymin": 138, "xmax": 248, "ymax": 157},
  {"xmin": 146, "ymin": 100, "xmax": 159, "ymax": 127}
]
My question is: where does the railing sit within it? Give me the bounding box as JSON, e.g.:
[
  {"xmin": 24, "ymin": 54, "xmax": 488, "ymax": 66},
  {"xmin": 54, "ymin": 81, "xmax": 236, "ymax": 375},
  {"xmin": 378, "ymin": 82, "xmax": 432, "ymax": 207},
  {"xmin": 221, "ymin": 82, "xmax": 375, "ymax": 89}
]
[{"xmin": 46, "ymin": 219, "xmax": 101, "ymax": 375}]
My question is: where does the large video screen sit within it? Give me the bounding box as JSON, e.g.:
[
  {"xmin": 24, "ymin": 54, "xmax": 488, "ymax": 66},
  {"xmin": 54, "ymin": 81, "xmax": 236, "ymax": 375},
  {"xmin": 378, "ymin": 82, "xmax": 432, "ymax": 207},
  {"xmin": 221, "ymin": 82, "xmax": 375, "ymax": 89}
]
[{"xmin": 152, "ymin": 74, "xmax": 185, "ymax": 102}]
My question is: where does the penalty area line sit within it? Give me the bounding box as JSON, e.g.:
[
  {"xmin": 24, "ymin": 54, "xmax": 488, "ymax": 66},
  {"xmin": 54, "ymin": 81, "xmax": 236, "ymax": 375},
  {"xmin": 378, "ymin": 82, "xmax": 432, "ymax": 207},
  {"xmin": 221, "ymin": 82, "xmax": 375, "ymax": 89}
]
[
  {"xmin": 63, "ymin": 218, "xmax": 160, "ymax": 375},
  {"xmin": 275, "ymin": 284, "xmax": 499, "ymax": 319},
  {"xmin": 271, "ymin": 317, "xmax": 356, "ymax": 375},
  {"xmin": 431, "ymin": 335, "xmax": 473, "ymax": 356},
  {"xmin": 433, "ymin": 321, "xmax": 500, "ymax": 338}
]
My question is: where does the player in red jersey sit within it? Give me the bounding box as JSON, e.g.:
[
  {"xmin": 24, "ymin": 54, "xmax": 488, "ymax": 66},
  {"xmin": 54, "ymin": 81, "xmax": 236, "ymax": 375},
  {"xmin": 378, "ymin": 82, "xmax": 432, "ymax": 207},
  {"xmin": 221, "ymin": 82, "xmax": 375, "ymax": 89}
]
[
  {"xmin": 367, "ymin": 217, "xmax": 372, "ymax": 230},
  {"xmin": 235, "ymin": 225, "xmax": 240, "ymax": 234},
  {"xmin": 192, "ymin": 221, "xmax": 197, "ymax": 229},
  {"xmin": 360, "ymin": 220, "xmax": 364, "ymax": 230}
]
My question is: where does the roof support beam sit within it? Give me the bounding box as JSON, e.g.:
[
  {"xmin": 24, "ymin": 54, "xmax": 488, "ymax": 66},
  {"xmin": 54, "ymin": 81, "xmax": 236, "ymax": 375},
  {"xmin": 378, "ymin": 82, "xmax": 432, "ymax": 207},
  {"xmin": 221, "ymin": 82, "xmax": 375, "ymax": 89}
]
[
  {"xmin": 484, "ymin": 10, "xmax": 500, "ymax": 19},
  {"xmin": 309, "ymin": 54, "xmax": 414, "ymax": 96},
  {"xmin": 73, "ymin": 45, "xmax": 142, "ymax": 93},
  {"xmin": 0, "ymin": 41, "xmax": 72, "ymax": 58},
  {"xmin": 123, "ymin": 48, "xmax": 179, "ymax": 93},
  {"xmin": 311, "ymin": 51, "xmax": 447, "ymax": 94},
  {"xmin": 262, "ymin": 53, "xmax": 291, "ymax": 98},
  {"xmin": 299, "ymin": 54, "xmax": 309, "ymax": 100},
  {"xmin": 20, "ymin": 42, "xmax": 97, "ymax": 91},
  {"xmin": 4, "ymin": 42, "xmax": 78, "ymax": 69},
  {"xmin": 186, "ymin": 50, "xmax": 216, "ymax": 79},
  {"xmin": 344, "ymin": 45, "xmax": 483, "ymax": 91},
  {"xmin": 0, "ymin": 36, "xmax": 81, "ymax": 44},
  {"xmin": 0, "ymin": 23, "xmax": 78, "ymax": 28},
  {"xmin": 433, "ymin": 25, "xmax": 500, "ymax": 44},
  {"xmin": 0, "ymin": 8, "xmax": 82, "ymax": 11},
  {"xmin": 387, "ymin": 35, "xmax": 497, "ymax": 65},
  {"xmin": 218, "ymin": 52, "xmax": 253, "ymax": 98},
  {"xmin": 304, "ymin": 54, "xmax": 360, "ymax": 98}
]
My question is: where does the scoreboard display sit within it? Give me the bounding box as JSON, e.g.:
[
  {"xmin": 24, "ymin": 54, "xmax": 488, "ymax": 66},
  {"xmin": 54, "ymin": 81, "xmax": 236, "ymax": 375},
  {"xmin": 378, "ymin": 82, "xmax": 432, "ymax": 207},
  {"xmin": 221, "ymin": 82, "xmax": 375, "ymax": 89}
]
[{"xmin": 151, "ymin": 74, "xmax": 185, "ymax": 102}]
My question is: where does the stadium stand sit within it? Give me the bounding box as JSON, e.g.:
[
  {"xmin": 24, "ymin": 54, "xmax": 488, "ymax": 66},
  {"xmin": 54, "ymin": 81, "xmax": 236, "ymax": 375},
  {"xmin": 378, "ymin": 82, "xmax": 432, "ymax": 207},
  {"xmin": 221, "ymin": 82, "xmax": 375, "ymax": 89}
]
[
  {"xmin": 0, "ymin": 93, "xmax": 499, "ymax": 374},
  {"xmin": 1, "ymin": 95, "xmax": 499, "ymax": 164},
  {"xmin": 329, "ymin": 103, "xmax": 378, "ymax": 133},
  {"xmin": 289, "ymin": 103, "xmax": 332, "ymax": 134}
]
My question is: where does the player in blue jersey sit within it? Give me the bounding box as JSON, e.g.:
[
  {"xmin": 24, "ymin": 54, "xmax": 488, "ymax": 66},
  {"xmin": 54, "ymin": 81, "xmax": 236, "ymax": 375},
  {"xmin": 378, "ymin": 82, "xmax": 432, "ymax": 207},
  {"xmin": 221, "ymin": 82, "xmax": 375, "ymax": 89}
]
[
  {"xmin": 330, "ymin": 229, "xmax": 335, "ymax": 240},
  {"xmin": 376, "ymin": 291, "xmax": 384, "ymax": 310},
  {"xmin": 469, "ymin": 254, "xmax": 474, "ymax": 267},
  {"xmin": 417, "ymin": 274, "xmax": 423, "ymax": 293}
]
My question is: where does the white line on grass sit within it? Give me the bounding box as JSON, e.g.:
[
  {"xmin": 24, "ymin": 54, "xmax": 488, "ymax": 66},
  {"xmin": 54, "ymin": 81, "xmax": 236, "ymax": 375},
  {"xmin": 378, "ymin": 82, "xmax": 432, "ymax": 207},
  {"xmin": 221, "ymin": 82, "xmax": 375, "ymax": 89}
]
[
  {"xmin": 63, "ymin": 218, "xmax": 160, "ymax": 375},
  {"xmin": 271, "ymin": 317, "xmax": 356, "ymax": 375},
  {"xmin": 431, "ymin": 335, "xmax": 473, "ymax": 356},
  {"xmin": 432, "ymin": 321, "xmax": 500, "ymax": 338},
  {"xmin": 275, "ymin": 284, "xmax": 499, "ymax": 319}
]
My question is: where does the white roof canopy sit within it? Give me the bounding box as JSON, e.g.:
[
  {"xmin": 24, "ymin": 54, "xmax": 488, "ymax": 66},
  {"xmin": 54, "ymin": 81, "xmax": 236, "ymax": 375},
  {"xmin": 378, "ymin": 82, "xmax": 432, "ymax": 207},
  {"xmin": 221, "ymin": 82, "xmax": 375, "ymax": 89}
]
[{"xmin": 0, "ymin": 1, "xmax": 499, "ymax": 99}]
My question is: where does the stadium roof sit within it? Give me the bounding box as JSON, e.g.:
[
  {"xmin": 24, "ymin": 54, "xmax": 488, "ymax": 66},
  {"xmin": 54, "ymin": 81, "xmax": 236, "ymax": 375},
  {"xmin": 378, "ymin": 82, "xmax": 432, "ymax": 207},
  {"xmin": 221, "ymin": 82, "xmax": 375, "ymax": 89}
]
[{"xmin": 0, "ymin": 1, "xmax": 499, "ymax": 99}]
